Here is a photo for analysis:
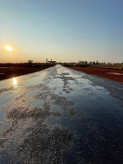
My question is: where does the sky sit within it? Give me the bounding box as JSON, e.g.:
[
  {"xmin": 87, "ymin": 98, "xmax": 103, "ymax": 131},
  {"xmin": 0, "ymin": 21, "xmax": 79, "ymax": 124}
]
[{"xmin": 0, "ymin": 0, "xmax": 123, "ymax": 63}]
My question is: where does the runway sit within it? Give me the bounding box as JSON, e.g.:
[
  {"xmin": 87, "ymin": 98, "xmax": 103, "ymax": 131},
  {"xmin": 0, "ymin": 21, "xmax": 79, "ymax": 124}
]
[{"xmin": 0, "ymin": 65, "xmax": 123, "ymax": 163}]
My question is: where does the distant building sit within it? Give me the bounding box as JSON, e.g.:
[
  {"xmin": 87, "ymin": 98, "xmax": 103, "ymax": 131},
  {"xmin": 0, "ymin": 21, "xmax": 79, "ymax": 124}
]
[
  {"xmin": 48, "ymin": 59, "xmax": 56, "ymax": 64},
  {"xmin": 48, "ymin": 61, "xmax": 56, "ymax": 64},
  {"xmin": 46, "ymin": 58, "xmax": 48, "ymax": 63}
]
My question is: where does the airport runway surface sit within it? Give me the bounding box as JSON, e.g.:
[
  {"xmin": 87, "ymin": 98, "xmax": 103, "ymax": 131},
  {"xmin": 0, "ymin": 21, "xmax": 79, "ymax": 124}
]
[{"xmin": 0, "ymin": 65, "xmax": 123, "ymax": 163}]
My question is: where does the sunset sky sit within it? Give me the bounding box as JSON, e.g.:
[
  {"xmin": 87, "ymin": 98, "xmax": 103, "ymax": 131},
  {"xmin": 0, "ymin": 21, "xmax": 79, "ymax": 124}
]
[{"xmin": 0, "ymin": 0, "xmax": 123, "ymax": 63}]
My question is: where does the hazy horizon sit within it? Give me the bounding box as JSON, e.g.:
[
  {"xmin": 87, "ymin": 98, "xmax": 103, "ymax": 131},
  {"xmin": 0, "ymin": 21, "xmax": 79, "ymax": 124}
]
[{"xmin": 0, "ymin": 0, "xmax": 123, "ymax": 63}]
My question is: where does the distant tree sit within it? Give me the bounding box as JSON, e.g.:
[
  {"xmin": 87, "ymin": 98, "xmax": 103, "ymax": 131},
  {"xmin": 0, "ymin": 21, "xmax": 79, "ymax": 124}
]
[
  {"xmin": 28, "ymin": 60, "xmax": 33, "ymax": 66},
  {"xmin": 79, "ymin": 61, "xmax": 84, "ymax": 64},
  {"xmin": 96, "ymin": 60, "xmax": 99, "ymax": 65}
]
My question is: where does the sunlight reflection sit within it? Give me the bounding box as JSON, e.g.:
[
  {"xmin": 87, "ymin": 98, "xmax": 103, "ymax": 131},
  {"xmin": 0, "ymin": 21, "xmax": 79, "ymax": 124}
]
[{"xmin": 13, "ymin": 78, "xmax": 17, "ymax": 86}]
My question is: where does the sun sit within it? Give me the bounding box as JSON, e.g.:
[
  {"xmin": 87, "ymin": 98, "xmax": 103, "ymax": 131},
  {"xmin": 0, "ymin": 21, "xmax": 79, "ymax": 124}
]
[{"xmin": 5, "ymin": 45, "xmax": 13, "ymax": 51}]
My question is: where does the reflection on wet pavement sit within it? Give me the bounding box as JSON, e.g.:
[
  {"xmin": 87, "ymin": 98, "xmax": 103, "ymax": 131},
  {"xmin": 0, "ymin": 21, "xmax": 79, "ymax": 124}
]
[
  {"xmin": 12, "ymin": 78, "xmax": 18, "ymax": 86},
  {"xmin": 0, "ymin": 65, "xmax": 123, "ymax": 163}
]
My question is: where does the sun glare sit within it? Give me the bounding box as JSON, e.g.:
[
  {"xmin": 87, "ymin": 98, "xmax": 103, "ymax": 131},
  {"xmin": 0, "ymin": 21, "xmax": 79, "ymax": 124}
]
[
  {"xmin": 13, "ymin": 78, "xmax": 17, "ymax": 86},
  {"xmin": 5, "ymin": 45, "xmax": 13, "ymax": 51}
]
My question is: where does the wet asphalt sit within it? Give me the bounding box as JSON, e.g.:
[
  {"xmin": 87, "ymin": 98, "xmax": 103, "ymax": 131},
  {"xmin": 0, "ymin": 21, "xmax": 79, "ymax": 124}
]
[{"xmin": 0, "ymin": 65, "xmax": 123, "ymax": 164}]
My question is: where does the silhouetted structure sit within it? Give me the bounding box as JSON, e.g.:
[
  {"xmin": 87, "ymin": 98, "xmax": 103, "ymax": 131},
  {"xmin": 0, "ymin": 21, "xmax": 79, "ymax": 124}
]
[{"xmin": 48, "ymin": 59, "xmax": 56, "ymax": 64}]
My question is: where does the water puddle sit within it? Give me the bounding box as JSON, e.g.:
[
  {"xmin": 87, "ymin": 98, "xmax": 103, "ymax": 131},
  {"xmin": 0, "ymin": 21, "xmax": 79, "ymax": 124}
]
[{"xmin": 107, "ymin": 72, "xmax": 123, "ymax": 75}]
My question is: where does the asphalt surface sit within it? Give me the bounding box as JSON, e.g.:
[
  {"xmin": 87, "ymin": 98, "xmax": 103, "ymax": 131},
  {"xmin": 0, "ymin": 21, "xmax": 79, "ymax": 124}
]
[{"xmin": 0, "ymin": 65, "xmax": 123, "ymax": 164}]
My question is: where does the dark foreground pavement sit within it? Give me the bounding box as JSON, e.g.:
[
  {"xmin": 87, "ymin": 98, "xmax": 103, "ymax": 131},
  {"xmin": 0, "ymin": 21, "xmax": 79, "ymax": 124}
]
[{"xmin": 0, "ymin": 65, "xmax": 123, "ymax": 164}]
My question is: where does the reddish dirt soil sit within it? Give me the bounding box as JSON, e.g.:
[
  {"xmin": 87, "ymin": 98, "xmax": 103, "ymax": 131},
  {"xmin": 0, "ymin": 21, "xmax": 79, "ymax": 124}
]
[{"xmin": 69, "ymin": 66, "xmax": 123, "ymax": 82}]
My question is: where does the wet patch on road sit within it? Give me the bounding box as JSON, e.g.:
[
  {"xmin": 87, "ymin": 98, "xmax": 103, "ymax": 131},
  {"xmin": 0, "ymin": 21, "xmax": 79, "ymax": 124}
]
[
  {"xmin": 0, "ymin": 87, "xmax": 14, "ymax": 95},
  {"xmin": 0, "ymin": 79, "xmax": 74, "ymax": 163},
  {"xmin": 0, "ymin": 65, "xmax": 123, "ymax": 163}
]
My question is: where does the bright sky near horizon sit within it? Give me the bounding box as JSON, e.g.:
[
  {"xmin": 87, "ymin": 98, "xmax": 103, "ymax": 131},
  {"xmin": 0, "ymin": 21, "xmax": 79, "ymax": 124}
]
[{"xmin": 0, "ymin": 0, "xmax": 123, "ymax": 63}]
